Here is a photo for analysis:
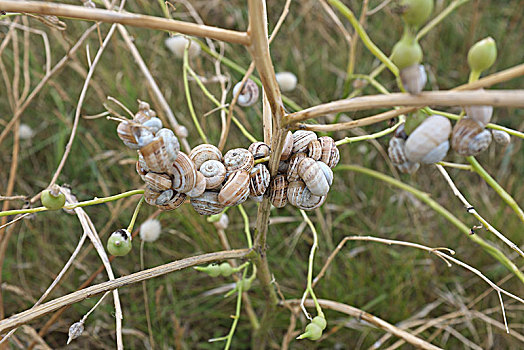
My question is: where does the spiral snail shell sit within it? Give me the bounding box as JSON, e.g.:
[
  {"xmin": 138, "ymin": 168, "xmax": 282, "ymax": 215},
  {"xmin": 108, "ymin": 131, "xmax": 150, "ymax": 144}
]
[
  {"xmin": 287, "ymin": 153, "xmax": 307, "ymax": 182},
  {"xmin": 144, "ymin": 187, "xmax": 161, "ymax": 206},
  {"xmin": 318, "ymin": 136, "xmax": 340, "ymax": 168},
  {"xmin": 144, "ymin": 172, "xmax": 172, "ymax": 192},
  {"xmin": 388, "ymin": 137, "xmax": 420, "ymax": 174},
  {"xmin": 249, "ymin": 164, "xmax": 270, "ymax": 196},
  {"xmin": 185, "ymin": 171, "xmax": 206, "ymax": 198},
  {"xmin": 287, "ymin": 180, "xmax": 326, "ymax": 211},
  {"xmin": 307, "ymin": 140, "xmax": 322, "ymax": 161},
  {"xmin": 269, "ymin": 175, "xmax": 288, "ymax": 208},
  {"xmin": 200, "ymin": 160, "xmax": 227, "ymax": 190},
  {"xmin": 292, "ymin": 130, "xmax": 317, "ymax": 154},
  {"xmin": 168, "ymin": 152, "xmax": 198, "ymax": 193},
  {"xmin": 156, "ymin": 189, "xmax": 186, "ymax": 211},
  {"xmin": 136, "ymin": 160, "xmax": 148, "ymax": 179},
  {"xmin": 191, "ymin": 191, "xmax": 226, "ymax": 215},
  {"xmin": 232, "ymin": 79, "xmax": 259, "ymax": 107},
  {"xmin": 218, "ymin": 170, "xmax": 250, "ymax": 206},
  {"xmin": 223, "ymin": 148, "xmax": 254, "ymax": 174},
  {"xmin": 465, "ymin": 103, "xmax": 493, "ymax": 126},
  {"xmin": 492, "ymin": 129, "xmax": 510, "ymax": 146},
  {"xmin": 280, "ymin": 131, "xmax": 294, "ymax": 161},
  {"xmin": 248, "ymin": 142, "xmax": 271, "ymax": 159},
  {"xmin": 451, "ymin": 117, "xmax": 492, "ymax": 156},
  {"xmin": 142, "ymin": 117, "xmax": 163, "ymax": 134},
  {"xmin": 298, "ymin": 158, "xmax": 333, "ymax": 196},
  {"xmin": 189, "ymin": 144, "xmax": 222, "ymax": 170},
  {"xmin": 139, "ymin": 129, "xmax": 180, "ymax": 172},
  {"xmin": 400, "ymin": 64, "xmax": 427, "ymax": 95},
  {"xmin": 117, "ymin": 121, "xmax": 140, "ymax": 149},
  {"xmin": 404, "ymin": 115, "xmax": 451, "ymax": 164}
]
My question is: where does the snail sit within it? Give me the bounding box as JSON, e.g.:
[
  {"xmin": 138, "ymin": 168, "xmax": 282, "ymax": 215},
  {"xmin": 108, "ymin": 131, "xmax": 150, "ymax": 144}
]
[
  {"xmin": 165, "ymin": 35, "xmax": 201, "ymax": 58},
  {"xmin": 200, "ymin": 160, "xmax": 227, "ymax": 189},
  {"xmin": 185, "ymin": 171, "xmax": 206, "ymax": 198},
  {"xmin": 298, "ymin": 158, "xmax": 333, "ymax": 196},
  {"xmin": 278, "ymin": 161, "xmax": 289, "ymax": 174},
  {"xmin": 275, "ymin": 72, "xmax": 297, "ymax": 92},
  {"xmin": 223, "ymin": 148, "xmax": 254, "ymax": 174},
  {"xmin": 404, "ymin": 115, "xmax": 451, "ymax": 164},
  {"xmin": 249, "ymin": 164, "xmax": 270, "ymax": 196},
  {"xmin": 41, "ymin": 185, "xmax": 66, "ymax": 210},
  {"xmin": 492, "ymin": 129, "xmax": 510, "ymax": 146},
  {"xmin": 464, "ymin": 100, "xmax": 493, "ymax": 126},
  {"xmin": 143, "ymin": 172, "xmax": 172, "ymax": 192},
  {"xmin": 232, "ymin": 79, "xmax": 259, "ymax": 107},
  {"xmin": 451, "ymin": 117, "xmax": 492, "ymax": 156},
  {"xmin": 191, "ymin": 191, "xmax": 226, "ymax": 215},
  {"xmin": 388, "ymin": 137, "xmax": 420, "ymax": 174},
  {"xmin": 136, "ymin": 161, "xmax": 148, "ymax": 180},
  {"xmin": 280, "ymin": 131, "xmax": 294, "ymax": 161},
  {"xmin": 189, "ymin": 144, "xmax": 222, "ymax": 170},
  {"xmin": 218, "ymin": 170, "xmax": 250, "ymax": 206},
  {"xmin": 139, "ymin": 128, "xmax": 180, "ymax": 173},
  {"xmin": 144, "ymin": 187, "xmax": 161, "ymax": 206},
  {"xmin": 155, "ymin": 189, "xmax": 186, "ymax": 211},
  {"xmin": 317, "ymin": 136, "xmax": 340, "ymax": 168},
  {"xmin": 287, "ymin": 153, "xmax": 308, "ymax": 182},
  {"xmin": 269, "ymin": 175, "xmax": 288, "ymax": 208},
  {"xmin": 168, "ymin": 152, "xmax": 198, "ymax": 193},
  {"xmin": 107, "ymin": 229, "xmax": 132, "ymax": 256},
  {"xmin": 307, "ymin": 140, "xmax": 322, "ymax": 161},
  {"xmin": 248, "ymin": 142, "xmax": 271, "ymax": 159},
  {"xmin": 400, "ymin": 64, "xmax": 427, "ymax": 94},
  {"xmin": 287, "ymin": 180, "xmax": 326, "ymax": 211},
  {"xmin": 292, "ymin": 130, "xmax": 317, "ymax": 154}
]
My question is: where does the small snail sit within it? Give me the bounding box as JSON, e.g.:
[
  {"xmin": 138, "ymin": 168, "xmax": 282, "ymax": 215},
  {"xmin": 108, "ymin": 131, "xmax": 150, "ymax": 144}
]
[
  {"xmin": 280, "ymin": 131, "xmax": 294, "ymax": 161},
  {"xmin": 287, "ymin": 152, "xmax": 308, "ymax": 182},
  {"xmin": 388, "ymin": 137, "xmax": 420, "ymax": 174},
  {"xmin": 107, "ymin": 229, "xmax": 132, "ymax": 256},
  {"xmin": 275, "ymin": 72, "xmax": 298, "ymax": 92},
  {"xmin": 317, "ymin": 136, "xmax": 340, "ymax": 168},
  {"xmin": 400, "ymin": 64, "xmax": 427, "ymax": 94},
  {"xmin": 249, "ymin": 164, "xmax": 270, "ymax": 197},
  {"xmin": 269, "ymin": 175, "xmax": 288, "ymax": 208},
  {"xmin": 200, "ymin": 160, "xmax": 227, "ymax": 189},
  {"xmin": 218, "ymin": 170, "xmax": 250, "ymax": 206},
  {"xmin": 232, "ymin": 79, "xmax": 259, "ymax": 107},
  {"xmin": 191, "ymin": 191, "xmax": 226, "ymax": 215},
  {"xmin": 307, "ymin": 140, "xmax": 322, "ymax": 161},
  {"xmin": 451, "ymin": 117, "xmax": 492, "ymax": 156},
  {"xmin": 144, "ymin": 187, "xmax": 161, "ymax": 206},
  {"xmin": 465, "ymin": 101, "xmax": 493, "ymax": 126},
  {"xmin": 143, "ymin": 172, "xmax": 172, "ymax": 192},
  {"xmin": 189, "ymin": 144, "xmax": 222, "ymax": 170},
  {"xmin": 292, "ymin": 130, "xmax": 317, "ymax": 154},
  {"xmin": 287, "ymin": 180, "xmax": 326, "ymax": 211},
  {"xmin": 405, "ymin": 115, "xmax": 451, "ymax": 164},
  {"xmin": 41, "ymin": 185, "xmax": 66, "ymax": 210},
  {"xmin": 155, "ymin": 189, "xmax": 186, "ymax": 211},
  {"xmin": 165, "ymin": 35, "xmax": 201, "ymax": 58},
  {"xmin": 492, "ymin": 129, "xmax": 510, "ymax": 146},
  {"xmin": 185, "ymin": 171, "xmax": 206, "ymax": 198},
  {"xmin": 298, "ymin": 158, "xmax": 333, "ymax": 197},
  {"xmin": 139, "ymin": 129, "xmax": 180, "ymax": 173},
  {"xmin": 248, "ymin": 142, "xmax": 271, "ymax": 159},
  {"xmin": 168, "ymin": 152, "xmax": 198, "ymax": 194},
  {"xmin": 223, "ymin": 148, "xmax": 254, "ymax": 174}
]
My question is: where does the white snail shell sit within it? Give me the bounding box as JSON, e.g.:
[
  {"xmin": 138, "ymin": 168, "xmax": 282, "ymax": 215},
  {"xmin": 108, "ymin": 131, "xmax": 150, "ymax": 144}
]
[
  {"xmin": 400, "ymin": 64, "xmax": 427, "ymax": 95},
  {"xmin": 292, "ymin": 130, "xmax": 317, "ymax": 154},
  {"xmin": 223, "ymin": 148, "xmax": 254, "ymax": 174},
  {"xmin": 139, "ymin": 129, "xmax": 180, "ymax": 173},
  {"xmin": 189, "ymin": 144, "xmax": 222, "ymax": 170},
  {"xmin": 214, "ymin": 213, "xmax": 229, "ymax": 230},
  {"xmin": 191, "ymin": 191, "xmax": 225, "ymax": 215},
  {"xmin": 144, "ymin": 172, "xmax": 172, "ymax": 192},
  {"xmin": 133, "ymin": 126, "xmax": 156, "ymax": 148},
  {"xmin": 218, "ymin": 170, "xmax": 250, "ymax": 206},
  {"xmin": 200, "ymin": 160, "xmax": 227, "ymax": 190},
  {"xmin": 405, "ymin": 115, "xmax": 451, "ymax": 164},
  {"xmin": 269, "ymin": 175, "xmax": 288, "ymax": 208},
  {"xmin": 248, "ymin": 142, "xmax": 271, "ymax": 159},
  {"xmin": 165, "ymin": 35, "xmax": 201, "ymax": 58},
  {"xmin": 155, "ymin": 189, "xmax": 186, "ymax": 211},
  {"xmin": 280, "ymin": 131, "xmax": 294, "ymax": 161},
  {"xmin": 298, "ymin": 158, "xmax": 332, "ymax": 196},
  {"xmin": 142, "ymin": 117, "xmax": 163, "ymax": 134},
  {"xmin": 388, "ymin": 137, "xmax": 420, "ymax": 174},
  {"xmin": 185, "ymin": 171, "xmax": 206, "ymax": 198},
  {"xmin": 168, "ymin": 152, "xmax": 198, "ymax": 193},
  {"xmin": 492, "ymin": 129, "xmax": 510, "ymax": 146},
  {"xmin": 452, "ymin": 117, "xmax": 492, "ymax": 156},
  {"xmin": 275, "ymin": 72, "xmax": 297, "ymax": 92},
  {"xmin": 464, "ymin": 89, "xmax": 493, "ymax": 126},
  {"xmin": 249, "ymin": 164, "xmax": 270, "ymax": 197},
  {"xmin": 232, "ymin": 79, "xmax": 259, "ymax": 107},
  {"xmin": 307, "ymin": 140, "xmax": 322, "ymax": 161},
  {"xmin": 287, "ymin": 180, "xmax": 326, "ymax": 210},
  {"xmin": 287, "ymin": 152, "xmax": 307, "ymax": 182},
  {"xmin": 318, "ymin": 136, "xmax": 340, "ymax": 168}
]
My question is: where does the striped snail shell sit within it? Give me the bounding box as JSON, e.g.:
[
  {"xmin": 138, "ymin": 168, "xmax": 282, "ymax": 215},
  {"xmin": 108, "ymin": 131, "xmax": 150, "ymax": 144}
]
[
  {"xmin": 492, "ymin": 129, "xmax": 510, "ymax": 146},
  {"xmin": 388, "ymin": 137, "xmax": 420, "ymax": 174},
  {"xmin": 139, "ymin": 129, "xmax": 179, "ymax": 173},
  {"xmin": 191, "ymin": 191, "xmax": 225, "ymax": 215},
  {"xmin": 223, "ymin": 148, "xmax": 254, "ymax": 174},
  {"xmin": 138, "ymin": 153, "xmax": 149, "ymax": 172},
  {"xmin": 298, "ymin": 158, "xmax": 333, "ymax": 197},
  {"xmin": 133, "ymin": 126, "xmax": 156, "ymax": 148},
  {"xmin": 405, "ymin": 115, "xmax": 451, "ymax": 164},
  {"xmin": 136, "ymin": 161, "xmax": 148, "ymax": 180},
  {"xmin": 190, "ymin": 144, "xmax": 222, "ymax": 170},
  {"xmin": 155, "ymin": 189, "xmax": 186, "ymax": 211},
  {"xmin": 232, "ymin": 79, "xmax": 259, "ymax": 107},
  {"xmin": 169, "ymin": 152, "xmax": 198, "ymax": 193},
  {"xmin": 144, "ymin": 187, "xmax": 161, "ymax": 206},
  {"xmin": 451, "ymin": 117, "xmax": 492, "ymax": 156},
  {"xmin": 287, "ymin": 153, "xmax": 307, "ymax": 182},
  {"xmin": 287, "ymin": 180, "xmax": 326, "ymax": 211},
  {"xmin": 249, "ymin": 164, "xmax": 270, "ymax": 196},
  {"xmin": 248, "ymin": 142, "xmax": 271, "ymax": 159},
  {"xmin": 185, "ymin": 171, "xmax": 206, "ymax": 198},
  {"xmin": 400, "ymin": 64, "xmax": 427, "ymax": 95},
  {"xmin": 280, "ymin": 131, "xmax": 294, "ymax": 161},
  {"xmin": 269, "ymin": 175, "xmax": 288, "ymax": 208},
  {"xmin": 218, "ymin": 170, "xmax": 250, "ymax": 206},
  {"xmin": 278, "ymin": 161, "xmax": 289, "ymax": 174},
  {"xmin": 200, "ymin": 160, "xmax": 227, "ymax": 190},
  {"xmin": 307, "ymin": 140, "xmax": 322, "ymax": 161},
  {"xmin": 318, "ymin": 136, "xmax": 340, "ymax": 168},
  {"xmin": 144, "ymin": 172, "xmax": 172, "ymax": 192},
  {"xmin": 292, "ymin": 130, "xmax": 317, "ymax": 154},
  {"xmin": 117, "ymin": 121, "xmax": 139, "ymax": 149}
]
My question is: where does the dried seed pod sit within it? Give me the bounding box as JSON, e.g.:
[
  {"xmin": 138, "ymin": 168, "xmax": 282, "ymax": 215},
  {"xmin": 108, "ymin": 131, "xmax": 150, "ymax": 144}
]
[
  {"xmin": 232, "ymin": 79, "xmax": 259, "ymax": 107},
  {"xmin": 144, "ymin": 172, "xmax": 172, "ymax": 192},
  {"xmin": 218, "ymin": 170, "xmax": 250, "ymax": 206},
  {"xmin": 405, "ymin": 115, "xmax": 451, "ymax": 164},
  {"xmin": 169, "ymin": 152, "xmax": 198, "ymax": 193},
  {"xmin": 200, "ymin": 160, "xmax": 227, "ymax": 189},
  {"xmin": 307, "ymin": 140, "xmax": 322, "ymax": 161},
  {"xmin": 139, "ymin": 129, "xmax": 179, "ymax": 172},
  {"xmin": 388, "ymin": 137, "xmax": 420, "ymax": 174},
  {"xmin": 223, "ymin": 148, "xmax": 254, "ymax": 174},
  {"xmin": 465, "ymin": 102, "xmax": 493, "ymax": 126},
  {"xmin": 287, "ymin": 180, "xmax": 326, "ymax": 211},
  {"xmin": 292, "ymin": 130, "xmax": 317, "ymax": 154},
  {"xmin": 155, "ymin": 189, "xmax": 186, "ymax": 211},
  {"xmin": 280, "ymin": 131, "xmax": 294, "ymax": 161},
  {"xmin": 191, "ymin": 191, "xmax": 225, "ymax": 215},
  {"xmin": 249, "ymin": 164, "xmax": 270, "ymax": 196},
  {"xmin": 287, "ymin": 153, "xmax": 307, "ymax": 182},
  {"xmin": 451, "ymin": 117, "xmax": 492, "ymax": 156},
  {"xmin": 298, "ymin": 158, "xmax": 332, "ymax": 196},
  {"xmin": 318, "ymin": 136, "xmax": 340, "ymax": 168},
  {"xmin": 185, "ymin": 171, "xmax": 206, "ymax": 198},
  {"xmin": 492, "ymin": 129, "xmax": 510, "ymax": 146},
  {"xmin": 189, "ymin": 144, "xmax": 222, "ymax": 170},
  {"xmin": 269, "ymin": 175, "xmax": 288, "ymax": 208},
  {"xmin": 248, "ymin": 142, "xmax": 271, "ymax": 159},
  {"xmin": 144, "ymin": 187, "xmax": 161, "ymax": 206},
  {"xmin": 400, "ymin": 64, "xmax": 427, "ymax": 94}
]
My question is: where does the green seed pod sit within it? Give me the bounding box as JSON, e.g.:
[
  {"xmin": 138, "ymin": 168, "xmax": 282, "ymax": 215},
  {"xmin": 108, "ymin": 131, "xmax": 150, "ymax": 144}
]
[
  {"xmin": 107, "ymin": 229, "xmax": 132, "ymax": 256},
  {"xmin": 468, "ymin": 37, "xmax": 497, "ymax": 73},
  {"xmin": 391, "ymin": 39, "xmax": 423, "ymax": 70},
  {"xmin": 297, "ymin": 323, "xmax": 323, "ymax": 340},
  {"xmin": 237, "ymin": 278, "xmax": 252, "ymax": 291},
  {"xmin": 312, "ymin": 316, "xmax": 327, "ymax": 330},
  {"xmin": 219, "ymin": 262, "xmax": 233, "ymax": 277},
  {"xmin": 404, "ymin": 111, "xmax": 427, "ymax": 135},
  {"xmin": 41, "ymin": 186, "xmax": 66, "ymax": 210},
  {"xmin": 194, "ymin": 263, "xmax": 221, "ymax": 277},
  {"xmin": 400, "ymin": 0, "xmax": 434, "ymax": 28}
]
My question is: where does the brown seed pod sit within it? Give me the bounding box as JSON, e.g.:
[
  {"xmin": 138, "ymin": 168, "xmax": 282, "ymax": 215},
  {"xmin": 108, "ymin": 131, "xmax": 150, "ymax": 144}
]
[
  {"xmin": 307, "ymin": 140, "xmax": 322, "ymax": 161},
  {"xmin": 287, "ymin": 153, "xmax": 307, "ymax": 182},
  {"xmin": 191, "ymin": 191, "xmax": 225, "ymax": 215},
  {"xmin": 144, "ymin": 172, "xmax": 172, "ymax": 192},
  {"xmin": 269, "ymin": 175, "xmax": 288, "ymax": 208},
  {"xmin": 388, "ymin": 137, "xmax": 420, "ymax": 174},
  {"xmin": 223, "ymin": 148, "xmax": 254, "ymax": 174},
  {"xmin": 249, "ymin": 164, "xmax": 270, "ymax": 196},
  {"xmin": 168, "ymin": 152, "xmax": 198, "ymax": 193},
  {"xmin": 280, "ymin": 131, "xmax": 294, "ymax": 161},
  {"xmin": 189, "ymin": 144, "xmax": 222, "ymax": 170},
  {"xmin": 200, "ymin": 160, "xmax": 227, "ymax": 190},
  {"xmin": 287, "ymin": 180, "xmax": 326, "ymax": 210},
  {"xmin": 232, "ymin": 79, "xmax": 259, "ymax": 107},
  {"xmin": 218, "ymin": 170, "xmax": 250, "ymax": 206},
  {"xmin": 451, "ymin": 117, "xmax": 492, "ymax": 156},
  {"xmin": 155, "ymin": 189, "xmax": 186, "ymax": 211},
  {"xmin": 298, "ymin": 158, "xmax": 333, "ymax": 197},
  {"xmin": 292, "ymin": 130, "xmax": 317, "ymax": 154},
  {"xmin": 185, "ymin": 171, "xmax": 206, "ymax": 198},
  {"xmin": 318, "ymin": 136, "xmax": 340, "ymax": 168},
  {"xmin": 248, "ymin": 142, "xmax": 271, "ymax": 159}
]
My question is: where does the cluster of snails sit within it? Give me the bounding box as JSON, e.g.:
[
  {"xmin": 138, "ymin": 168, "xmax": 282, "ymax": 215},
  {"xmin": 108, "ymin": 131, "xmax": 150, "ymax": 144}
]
[{"xmin": 116, "ymin": 103, "xmax": 340, "ymax": 214}]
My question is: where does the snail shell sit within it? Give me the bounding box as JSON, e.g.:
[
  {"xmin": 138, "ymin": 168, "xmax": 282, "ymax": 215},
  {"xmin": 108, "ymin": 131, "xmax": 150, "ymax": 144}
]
[
  {"xmin": 144, "ymin": 172, "xmax": 172, "ymax": 192},
  {"xmin": 400, "ymin": 64, "xmax": 427, "ymax": 95},
  {"xmin": 142, "ymin": 117, "xmax": 163, "ymax": 134},
  {"xmin": 185, "ymin": 171, "xmax": 206, "ymax": 198},
  {"xmin": 298, "ymin": 158, "xmax": 333, "ymax": 197},
  {"xmin": 492, "ymin": 129, "xmax": 510, "ymax": 146},
  {"xmin": 318, "ymin": 136, "xmax": 340, "ymax": 168},
  {"xmin": 405, "ymin": 115, "xmax": 451, "ymax": 164},
  {"xmin": 144, "ymin": 187, "xmax": 160, "ymax": 206},
  {"xmin": 451, "ymin": 117, "xmax": 492, "ymax": 156},
  {"xmin": 117, "ymin": 121, "xmax": 139, "ymax": 149},
  {"xmin": 189, "ymin": 144, "xmax": 222, "ymax": 170},
  {"xmin": 307, "ymin": 140, "xmax": 322, "ymax": 161},
  {"xmin": 232, "ymin": 79, "xmax": 259, "ymax": 107},
  {"xmin": 223, "ymin": 148, "xmax": 254, "ymax": 174},
  {"xmin": 249, "ymin": 164, "xmax": 270, "ymax": 196},
  {"xmin": 191, "ymin": 191, "xmax": 225, "ymax": 215},
  {"xmin": 139, "ymin": 130, "xmax": 179, "ymax": 173},
  {"xmin": 168, "ymin": 152, "xmax": 198, "ymax": 193},
  {"xmin": 133, "ymin": 126, "xmax": 156, "ymax": 148},
  {"xmin": 200, "ymin": 160, "xmax": 227, "ymax": 190},
  {"xmin": 269, "ymin": 175, "xmax": 288, "ymax": 208},
  {"xmin": 218, "ymin": 170, "xmax": 250, "ymax": 206},
  {"xmin": 388, "ymin": 137, "xmax": 420, "ymax": 174},
  {"xmin": 287, "ymin": 152, "xmax": 307, "ymax": 182},
  {"xmin": 280, "ymin": 131, "xmax": 294, "ymax": 161},
  {"xmin": 278, "ymin": 161, "xmax": 289, "ymax": 174},
  {"xmin": 287, "ymin": 180, "xmax": 326, "ymax": 210},
  {"xmin": 136, "ymin": 160, "xmax": 148, "ymax": 180},
  {"xmin": 464, "ymin": 89, "xmax": 493, "ymax": 126},
  {"xmin": 292, "ymin": 130, "xmax": 317, "ymax": 154},
  {"xmin": 138, "ymin": 153, "xmax": 149, "ymax": 173},
  {"xmin": 248, "ymin": 142, "xmax": 271, "ymax": 159},
  {"xmin": 155, "ymin": 189, "xmax": 186, "ymax": 211}
]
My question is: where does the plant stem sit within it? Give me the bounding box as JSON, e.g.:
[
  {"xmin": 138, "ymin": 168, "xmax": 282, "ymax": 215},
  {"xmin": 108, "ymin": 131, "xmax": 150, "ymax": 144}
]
[
  {"xmin": 126, "ymin": 196, "xmax": 144, "ymax": 232},
  {"xmin": 335, "ymin": 119, "xmax": 402, "ymax": 146}
]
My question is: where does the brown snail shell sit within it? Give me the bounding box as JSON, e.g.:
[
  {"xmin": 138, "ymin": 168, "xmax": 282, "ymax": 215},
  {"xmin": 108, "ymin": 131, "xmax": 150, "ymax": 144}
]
[
  {"xmin": 223, "ymin": 148, "xmax": 254, "ymax": 174},
  {"xmin": 136, "ymin": 160, "xmax": 148, "ymax": 180},
  {"xmin": 185, "ymin": 171, "xmax": 206, "ymax": 198},
  {"xmin": 200, "ymin": 160, "xmax": 227, "ymax": 190},
  {"xmin": 280, "ymin": 131, "xmax": 294, "ymax": 161},
  {"xmin": 191, "ymin": 191, "xmax": 225, "ymax": 215},
  {"xmin": 400, "ymin": 64, "xmax": 427, "ymax": 95},
  {"xmin": 298, "ymin": 158, "xmax": 332, "ymax": 197},
  {"xmin": 117, "ymin": 121, "xmax": 139, "ymax": 149},
  {"xmin": 492, "ymin": 129, "xmax": 510, "ymax": 146},
  {"xmin": 287, "ymin": 180, "xmax": 326, "ymax": 210},
  {"xmin": 292, "ymin": 130, "xmax": 317, "ymax": 154},
  {"xmin": 144, "ymin": 187, "xmax": 161, "ymax": 206},
  {"xmin": 189, "ymin": 144, "xmax": 222, "ymax": 170},
  {"xmin": 269, "ymin": 175, "xmax": 288, "ymax": 208},
  {"xmin": 249, "ymin": 164, "xmax": 270, "ymax": 196},
  {"xmin": 139, "ymin": 129, "xmax": 180, "ymax": 172},
  {"xmin": 218, "ymin": 170, "xmax": 250, "ymax": 206},
  {"xmin": 155, "ymin": 189, "xmax": 186, "ymax": 211},
  {"xmin": 388, "ymin": 137, "xmax": 420, "ymax": 174},
  {"xmin": 307, "ymin": 140, "xmax": 322, "ymax": 161},
  {"xmin": 138, "ymin": 153, "xmax": 149, "ymax": 173},
  {"xmin": 232, "ymin": 79, "xmax": 259, "ymax": 107},
  {"xmin": 168, "ymin": 152, "xmax": 198, "ymax": 193},
  {"xmin": 278, "ymin": 161, "xmax": 289, "ymax": 174},
  {"xmin": 144, "ymin": 172, "xmax": 172, "ymax": 192},
  {"xmin": 248, "ymin": 142, "xmax": 271, "ymax": 159},
  {"xmin": 318, "ymin": 136, "xmax": 340, "ymax": 168},
  {"xmin": 405, "ymin": 115, "xmax": 451, "ymax": 164},
  {"xmin": 133, "ymin": 126, "xmax": 156, "ymax": 148},
  {"xmin": 451, "ymin": 117, "xmax": 492, "ymax": 156},
  {"xmin": 287, "ymin": 152, "xmax": 307, "ymax": 182}
]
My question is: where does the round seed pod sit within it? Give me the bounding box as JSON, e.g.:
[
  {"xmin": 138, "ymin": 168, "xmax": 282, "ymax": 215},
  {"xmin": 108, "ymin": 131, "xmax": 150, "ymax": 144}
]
[
  {"xmin": 139, "ymin": 219, "xmax": 162, "ymax": 242},
  {"xmin": 492, "ymin": 129, "xmax": 510, "ymax": 146},
  {"xmin": 388, "ymin": 137, "xmax": 420, "ymax": 174},
  {"xmin": 223, "ymin": 148, "xmax": 254, "ymax": 174},
  {"xmin": 400, "ymin": 0, "xmax": 434, "ymax": 28},
  {"xmin": 287, "ymin": 181, "xmax": 326, "ymax": 211},
  {"xmin": 298, "ymin": 158, "xmax": 332, "ymax": 197},
  {"xmin": 143, "ymin": 172, "xmax": 172, "ymax": 192},
  {"xmin": 248, "ymin": 142, "xmax": 271, "ymax": 159},
  {"xmin": 169, "ymin": 152, "xmax": 198, "ymax": 194},
  {"xmin": 107, "ymin": 229, "xmax": 132, "ymax": 256},
  {"xmin": 218, "ymin": 170, "xmax": 250, "ymax": 206},
  {"xmin": 41, "ymin": 186, "xmax": 66, "ymax": 210},
  {"xmin": 191, "ymin": 191, "xmax": 226, "ymax": 215},
  {"xmin": 232, "ymin": 79, "xmax": 259, "ymax": 107},
  {"xmin": 200, "ymin": 160, "xmax": 227, "ymax": 190},
  {"xmin": 292, "ymin": 130, "xmax": 317, "ymax": 154},
  {"xmin": 269, "ymin": 175, "xmax": 288, "ymax": 208},
  {"xmin": 391, "ymin": 39, "xmax": 423, "ymax": 70},
  {"xmin": 280, "ymin": 131, "xmax": 294, "ymax": 161},
  {"xmin": 307, "ymin": 140, "xmax": 322, "ymax": 160},
  {"xmin": 468, "ymin": 37, "xmax": 497, "ymax": 73},
  {"xmin": 451, "ymin": 117, "xmax": 492, "ymax": 156},
  {"xmin": 404, "ymin": 115, "xmax": 451, "ymax": 164},
  {"xmin": 287, "ymin": 152, "xmax": 308, "ymax": 182},
  {"xmin": 189, "ymin": 144, "xmax": 222, "ymax": 170},
  {"xmin": 185, "ymin": 171, "xmax": 206, "ymax": 198},
  {"xmin": 249, "ymin": 164, "xmax": 270, "ymax": 197},
  {"xmin": 318, "ymin": 136, "xmax": 340, "ymax": 168},
  {"xmin": 400, "ymin": 64, "xmax": 427, "ymax": 94}
]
